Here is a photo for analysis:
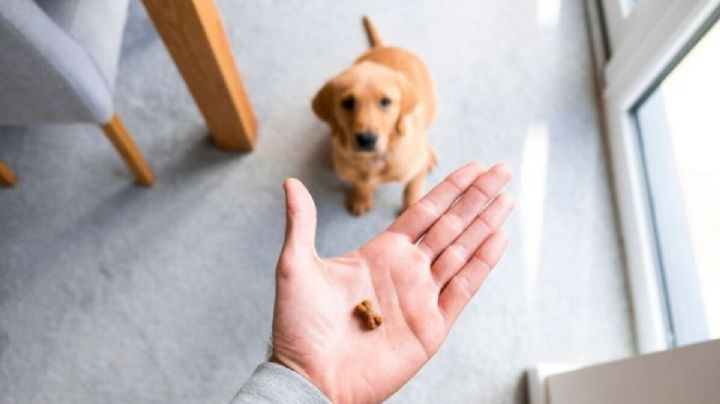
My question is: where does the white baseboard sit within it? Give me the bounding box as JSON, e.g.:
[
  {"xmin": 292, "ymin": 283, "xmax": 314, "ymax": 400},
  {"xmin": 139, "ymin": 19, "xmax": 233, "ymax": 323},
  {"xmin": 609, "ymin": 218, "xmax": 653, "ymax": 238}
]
[{"xmin": 526, "ymin": 364, "xmax": 582, "ymax": 404}]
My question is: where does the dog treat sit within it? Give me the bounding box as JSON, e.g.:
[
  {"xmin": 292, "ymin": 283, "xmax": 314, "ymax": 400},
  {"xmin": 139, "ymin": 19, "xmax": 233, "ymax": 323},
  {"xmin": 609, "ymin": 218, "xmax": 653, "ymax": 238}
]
[{"xmin": 355, "ymin": 299, "xmax": 383, "ymax": 330}]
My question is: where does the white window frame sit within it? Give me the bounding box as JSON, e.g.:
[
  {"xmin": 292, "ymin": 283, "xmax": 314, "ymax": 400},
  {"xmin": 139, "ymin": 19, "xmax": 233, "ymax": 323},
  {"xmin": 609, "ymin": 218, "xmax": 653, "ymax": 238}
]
[{"xmin": 589, "ymin": 0, "xmax": 720, "ymax": 353}]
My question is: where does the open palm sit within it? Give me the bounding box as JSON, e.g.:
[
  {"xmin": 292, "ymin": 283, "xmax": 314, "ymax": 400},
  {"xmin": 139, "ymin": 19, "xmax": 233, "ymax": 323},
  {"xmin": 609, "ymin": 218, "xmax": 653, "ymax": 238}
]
[{"xmin": 271, "ymin": 163, "xmax": 514, "ymax": 403}]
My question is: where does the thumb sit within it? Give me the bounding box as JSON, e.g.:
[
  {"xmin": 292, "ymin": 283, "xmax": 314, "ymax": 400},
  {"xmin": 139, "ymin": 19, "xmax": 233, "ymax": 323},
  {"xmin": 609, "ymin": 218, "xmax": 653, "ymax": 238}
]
[{"xmin": 281, "ymin": 178, "xmax": 318, "ymax": 259}]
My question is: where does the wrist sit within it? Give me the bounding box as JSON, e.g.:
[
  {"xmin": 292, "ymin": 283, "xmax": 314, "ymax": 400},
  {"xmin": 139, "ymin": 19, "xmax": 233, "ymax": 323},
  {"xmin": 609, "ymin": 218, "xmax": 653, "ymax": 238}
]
[{"xmin": 270, "ymin": 353, "xmax": 340, "ymax": 403}]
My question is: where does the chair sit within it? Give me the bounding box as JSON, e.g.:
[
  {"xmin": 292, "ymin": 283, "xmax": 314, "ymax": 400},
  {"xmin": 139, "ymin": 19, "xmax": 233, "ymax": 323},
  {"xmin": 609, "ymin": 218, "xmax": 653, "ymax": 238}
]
[{"xmin": 0, "ymin": 0, "xmax": 153, "ymax": 187}]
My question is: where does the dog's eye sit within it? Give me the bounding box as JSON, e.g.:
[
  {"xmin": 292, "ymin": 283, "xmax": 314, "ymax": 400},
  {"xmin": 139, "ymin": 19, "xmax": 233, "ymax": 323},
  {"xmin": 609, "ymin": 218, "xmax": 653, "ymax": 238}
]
[
  {"xmin": 341, "ymin": 97, "xmax": 355, "ymax": 111},
  {"xmin": 380, "ymin": 97, "xmax": 391, "ymax": 108}
]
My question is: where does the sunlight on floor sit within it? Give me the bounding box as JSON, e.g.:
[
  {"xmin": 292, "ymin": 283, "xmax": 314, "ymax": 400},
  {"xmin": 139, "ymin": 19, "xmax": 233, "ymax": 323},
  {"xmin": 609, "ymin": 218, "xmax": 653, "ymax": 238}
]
[{"xmin": 521, "ymin": 123, "xmax": 549, "ymax": 302}]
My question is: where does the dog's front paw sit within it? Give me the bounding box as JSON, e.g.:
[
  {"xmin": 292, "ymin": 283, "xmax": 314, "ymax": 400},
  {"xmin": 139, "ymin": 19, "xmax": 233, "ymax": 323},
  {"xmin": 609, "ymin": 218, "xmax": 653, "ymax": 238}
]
[
  {"xmin": 347, "ymin": 192, "xmax": 374, "ymax": 216},
  {"xmin": 428, "ymin": 147, "xmax": 438, "ymax": 171}
]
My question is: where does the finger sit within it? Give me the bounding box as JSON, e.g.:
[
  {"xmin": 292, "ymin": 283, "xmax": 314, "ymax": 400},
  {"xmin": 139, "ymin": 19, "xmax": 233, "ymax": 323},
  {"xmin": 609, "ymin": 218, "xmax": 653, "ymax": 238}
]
[
  {"xmin": 388, "ymin": 161, "xmax": 486, "ymax": 242},
  {"xmin": 439, "ymin": 229, "xmax": 509, "ymax": 326},
  {"xmin": 431, "ymin": 193, "xmax": 514, "ymax": 287},
  {"xmin": 281, "ymin": 178, "xmax": 318, "ymax": 259},
  {"xmin": 417, "ymin": 164, "xmax": 512, "ymax": 260}
]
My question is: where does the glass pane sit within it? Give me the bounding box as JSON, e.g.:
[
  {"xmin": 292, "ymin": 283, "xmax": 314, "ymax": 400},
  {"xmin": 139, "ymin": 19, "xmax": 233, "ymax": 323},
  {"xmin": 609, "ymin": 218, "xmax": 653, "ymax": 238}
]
[
  {"xmin": 634, "ymin": 18, "xmax": 720, "ymax": 343},
  {"xmin": 662, "ymin": 20, "xmax": 720, "ymax": 338}
]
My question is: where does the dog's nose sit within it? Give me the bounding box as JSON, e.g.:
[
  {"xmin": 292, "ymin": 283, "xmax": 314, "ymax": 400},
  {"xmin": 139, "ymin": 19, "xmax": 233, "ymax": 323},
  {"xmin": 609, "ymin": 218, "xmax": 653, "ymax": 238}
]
[{"xmin": 355, "ymin": 132, "xmax": 377, "ymax": 151}]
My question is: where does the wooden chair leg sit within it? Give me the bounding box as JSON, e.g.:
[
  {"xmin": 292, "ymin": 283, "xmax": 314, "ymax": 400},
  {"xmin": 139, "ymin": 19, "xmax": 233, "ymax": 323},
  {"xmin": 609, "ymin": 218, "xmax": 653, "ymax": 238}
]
[
  {"xmin": 100, "ymin": 114, "xmax": 155, "ymax": 186},
  {"xmin": 0, "ymin": 159, "xmax": 17, "ymax": 187}
]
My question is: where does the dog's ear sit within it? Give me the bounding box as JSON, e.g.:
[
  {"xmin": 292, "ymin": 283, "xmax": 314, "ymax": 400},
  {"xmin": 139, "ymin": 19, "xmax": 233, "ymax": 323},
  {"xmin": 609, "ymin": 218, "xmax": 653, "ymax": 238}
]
[
  {"xmin": 312, "ymin": 80, "xmax": 338, "ymax": 131},
  {"xmin": 395, "ymin": 74, "xmax": 418, "ymax": 135}
]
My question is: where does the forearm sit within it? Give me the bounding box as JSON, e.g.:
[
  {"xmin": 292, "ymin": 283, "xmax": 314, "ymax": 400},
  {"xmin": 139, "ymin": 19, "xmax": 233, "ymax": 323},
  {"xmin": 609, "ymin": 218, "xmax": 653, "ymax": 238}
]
[{"xmin": 230, "ymin": 362, "xmax": 331, "ymax": 404}]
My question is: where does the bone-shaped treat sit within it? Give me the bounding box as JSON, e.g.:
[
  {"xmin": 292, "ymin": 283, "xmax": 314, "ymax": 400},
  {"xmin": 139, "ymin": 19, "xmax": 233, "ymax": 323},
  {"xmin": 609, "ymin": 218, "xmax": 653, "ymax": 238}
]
[{"xmin": 355, "ymin": 299, "xmax": 383, "ymax": 330}]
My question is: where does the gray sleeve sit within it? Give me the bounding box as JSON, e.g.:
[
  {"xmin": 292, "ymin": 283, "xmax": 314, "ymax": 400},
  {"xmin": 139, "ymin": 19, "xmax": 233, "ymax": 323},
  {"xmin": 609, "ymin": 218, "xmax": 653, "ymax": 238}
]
[{"xmin": 230, "ymin": 362, "xmax": 332, "ymax": 404}]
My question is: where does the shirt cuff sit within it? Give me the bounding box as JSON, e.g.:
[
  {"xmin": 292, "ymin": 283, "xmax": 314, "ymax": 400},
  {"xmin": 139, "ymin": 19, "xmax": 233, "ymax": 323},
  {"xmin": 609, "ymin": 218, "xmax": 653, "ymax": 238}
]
[{"xmin": 230, "ymin": 362, "xmax": 332, "ymax": 404}]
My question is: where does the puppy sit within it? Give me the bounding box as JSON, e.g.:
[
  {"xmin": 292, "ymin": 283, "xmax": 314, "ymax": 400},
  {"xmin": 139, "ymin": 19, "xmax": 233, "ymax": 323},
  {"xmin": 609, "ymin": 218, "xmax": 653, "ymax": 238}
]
[{"xmin": 312, "ymin": 16, "xmax": 437, "ymax": 215}]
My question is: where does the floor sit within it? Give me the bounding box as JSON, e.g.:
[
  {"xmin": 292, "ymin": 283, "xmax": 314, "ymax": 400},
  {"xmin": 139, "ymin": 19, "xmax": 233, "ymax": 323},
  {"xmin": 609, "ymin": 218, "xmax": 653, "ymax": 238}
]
[{"xmin": 0, "ymin": 1, "xmax": 635, "ymax": 403}]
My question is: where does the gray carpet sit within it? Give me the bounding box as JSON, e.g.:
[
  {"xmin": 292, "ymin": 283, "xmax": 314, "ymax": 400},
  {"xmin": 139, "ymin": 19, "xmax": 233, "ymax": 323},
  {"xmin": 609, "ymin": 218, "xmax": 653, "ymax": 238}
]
[{"xmin": 0, "ymin": 1, "xmax": 635, "ymax": 403}]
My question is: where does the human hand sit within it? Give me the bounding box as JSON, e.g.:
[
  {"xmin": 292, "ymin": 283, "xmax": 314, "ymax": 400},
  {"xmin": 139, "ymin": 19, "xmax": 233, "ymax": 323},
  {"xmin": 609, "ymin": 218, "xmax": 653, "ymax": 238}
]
[{"xmin": 271, "ymin": 162, "xmax": 514, "ymax": 403}]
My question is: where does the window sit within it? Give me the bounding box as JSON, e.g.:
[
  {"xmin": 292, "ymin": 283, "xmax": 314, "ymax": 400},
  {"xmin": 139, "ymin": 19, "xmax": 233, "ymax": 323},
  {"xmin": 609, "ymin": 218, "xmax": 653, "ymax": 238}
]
[
  {"xmin": 633, "ymin": 18, "xmax": 720, "ymax": 345},
  {"xmin": 591, "ymin": 0, "xmax": 720, "ymax": 352}
]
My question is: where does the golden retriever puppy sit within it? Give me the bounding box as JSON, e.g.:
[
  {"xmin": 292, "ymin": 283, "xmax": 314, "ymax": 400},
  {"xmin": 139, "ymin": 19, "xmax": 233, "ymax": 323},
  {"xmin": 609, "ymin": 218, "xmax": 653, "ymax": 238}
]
[{"xmin": 312, "ymin": 16, "xmax": 437, "ymax": 215}]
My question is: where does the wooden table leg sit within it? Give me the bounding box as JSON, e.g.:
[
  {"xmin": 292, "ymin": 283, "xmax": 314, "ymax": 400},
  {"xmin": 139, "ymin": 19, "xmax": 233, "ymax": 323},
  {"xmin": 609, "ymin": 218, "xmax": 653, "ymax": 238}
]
[{"xmin": 141, "ymin": 0, "xmax": 257, "ymax": 151}]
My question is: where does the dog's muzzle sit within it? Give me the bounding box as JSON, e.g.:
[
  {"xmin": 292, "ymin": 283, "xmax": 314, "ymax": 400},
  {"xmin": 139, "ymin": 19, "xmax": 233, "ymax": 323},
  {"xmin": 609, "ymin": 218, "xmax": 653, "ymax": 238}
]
[{"xmin": 355, "ymin": 132, "xmax": 378, "ymax": 151}]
